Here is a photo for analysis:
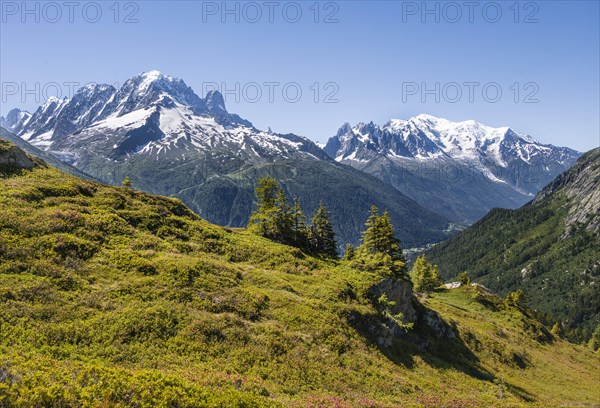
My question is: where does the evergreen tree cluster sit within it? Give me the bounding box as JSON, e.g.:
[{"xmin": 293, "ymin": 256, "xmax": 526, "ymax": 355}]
[
  {"xmin": 248, "ymin": 177, "xmax": 337, "ymax": 257},
  {"xmin": 410, "ymin": 255, "xmax": 442, "ymax": 293},
  {"xmin": 250, "ymin": 179, "xmax": 411, "ymax": 280}
]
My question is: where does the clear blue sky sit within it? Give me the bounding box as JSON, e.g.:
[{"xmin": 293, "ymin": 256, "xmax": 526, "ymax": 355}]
[{"xmin": 1, "ymin": 0, "xmax": 598, "ymax": 151}]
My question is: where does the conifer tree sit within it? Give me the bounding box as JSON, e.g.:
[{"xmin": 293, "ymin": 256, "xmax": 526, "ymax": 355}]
[
  {"xmin": 308, "ymin": 201, "xmax": 337, "ymax": 258},
  {"xmin": 361, "ymin": 206, "xmax": 404, "ymax": 260},
  {"xmin": 273, "ymin": 189, "xmax": 294, "ymax": 243},
  {"xmin": 291, "ymin": 197, "xmax": 308, "ymax": 247},
  {"xmin": 458, "ymin": 271, "xmax": 471, "ymax": 285},
  {"xmin": 255, "ymin": 176, "xmax": 279, "ymax": 211},
  {"xmin": 354, "ymin": 206, "xmax": 407, "ymax": 280},
  {"xmin": 249, "ymin": 176, "xmax": 279, "ymax": 238},
  {"xmin": 344, "ymin": 243, "xmax": 355, "ymax": 260},
  {"xmin": 551, "ymin": 323, "xmax": 562, "ymax": 337},
  {"xmin": 361, "ymin": 206, "xmax": 383, "ymax": 254},
  {"xmin": 588, "ymin": 324, "xmax": 600, "ymax": 352},
  {"xmin": 411, "ymin": 254, "xmax": 442, "ymax": 293},
  {"xmin": 249, "ymin": 177, "xmax": 293, "ymax": 243},
  {"xmin": 292, "ymin": 197, "xmax": 306, "ymax": 233},
  {"xmin": 505, "ymin": 289, "xmax": 525, "ymax": 308},
  {"xmin": 122, "ymin": 176, "xmax": 132, "ymax": 187}
]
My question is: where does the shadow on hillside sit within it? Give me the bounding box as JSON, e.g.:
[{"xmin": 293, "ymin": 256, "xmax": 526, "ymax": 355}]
[
  {"xmin": 504, "ymin": 382, "xmax": 536, "ymax": 403},
  {"xmin": 348, "ymin": 304, "xmax": 495, "ymax": 382}
]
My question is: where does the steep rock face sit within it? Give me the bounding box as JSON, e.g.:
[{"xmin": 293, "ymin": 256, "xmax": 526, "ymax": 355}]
[
  {"xmin": 369, "ymin": 278, "xmax": 417, "ymax": 323},
  {"xmin": 324, "ymin": 115, "xmax": 580, "ymax": 223},
  {"xmin": 533, "ymin": 148, "xmax": 600, "ymax": 235},
  {"xmin": 420, "ymin": 309, "xmax": 457, "ymax": 340}
]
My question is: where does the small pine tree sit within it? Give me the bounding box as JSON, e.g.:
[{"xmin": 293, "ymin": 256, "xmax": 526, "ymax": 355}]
[
  {"xmin": 361, "ymin": 205, "xmax": 382, "ymax": 253},
  {"xmin": 550, "ymin": 323, "xmax": 562, "ymax": 337},
  {"xmin": 249, "ymin": 177, "xmax": 293, "ymax": 244},
  {"xmin": 361, "ymin": 207, "xmax": 404, "ymax": 261},
  {"xmin": 343, "ymin": 243, "xmax": 355, "ymax": 260},
  {"xmin": 255, "ymin": 176, "xmax": 279, "ymax": 210},
  {"xmin": 505, "ymin": 289, "xmax": 525, "ymax": 308},
  {"xmin": 411, "ymin": 255, "xmax": 442, "ymax": 293},
  {"xmin": 353, "ymin": 206, "xmax": 407, "ymax": 280},
  {"xmin": 458, "ymin": 271, "xmax": 471, "ymax": 285},
  {"xmin": 291, "ymin": 197, "xmax": 308, "ymax": 247},
  {"xmin": 588, "ymin": 324, "xmax": 600, "ymax": 352},
  {"xmin": 122, "ymin": 176, "xmax": 132, "ymax": 187},
  {"xmin": 273, "ymin": 189, "xmax": 294, "ymax": 243},
  {"xmin": 432, "ymin": 265, "xmax": 441, "ymax": 287},
  {"xmin": 291, "ymin": 197, "xmax": 306, "ymax": 233},
  {"xmin": 308, "ymin": 201, "xmax": 337, "ymax": 258}
]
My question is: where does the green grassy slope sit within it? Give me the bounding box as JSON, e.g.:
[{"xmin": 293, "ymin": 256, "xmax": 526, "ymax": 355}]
[
  {"xmin": 427, "ymin": 148, "xmax": 600, "ymax": 340},
  {"xmin": 0, "ymin": 140, "xmax": 598, "ymax": 407}
]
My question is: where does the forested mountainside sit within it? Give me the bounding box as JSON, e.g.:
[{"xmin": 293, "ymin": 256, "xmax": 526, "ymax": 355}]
[{"xmin": 427, "ymin": 148, "xmax": 600, "ymax": 341}]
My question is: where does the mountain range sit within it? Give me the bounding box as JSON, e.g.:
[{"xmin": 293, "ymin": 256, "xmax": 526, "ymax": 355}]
[
  {"xmin": 324, "ymin": 115, "xmax": 580, "ymax": 223},
  {"xmin": 0, "ymin": 70, "xmax": 580, "ymax": 246}
]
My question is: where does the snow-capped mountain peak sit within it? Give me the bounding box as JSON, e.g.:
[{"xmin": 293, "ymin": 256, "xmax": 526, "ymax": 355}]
[
  {"xmin": 324, "ymin": 113, "xmax": 580, "ymax": 195},
  {"xmin": 113, "ymin": 71, "xmax": 207, "ymax": 115},
  {"xmin": 137, "ymin": 70, "xmax": 170, "ymax": 91},
  {"xmin": 0, "ymin": 108, "xmax": 32, "ymax": 134},
  {"xmin": 10, "ymin": 71, "xmax": 328, "ymax": 164},
  {"xmin": 335, "ymin": 122, "xmax": 352, "ymax": 137},
  {"xmin": 327, "ymin": 114, "xmax": 571, "ymax": 165}
]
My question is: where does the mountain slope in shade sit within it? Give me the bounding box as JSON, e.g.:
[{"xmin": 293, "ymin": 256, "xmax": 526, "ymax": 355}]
[
  {"xmin": 427, "ymin": 148, "xmax": 600, "ymax": 340},
  {"xmin": 324, "ymin": 115, "xmax": 580, "ymax": 223},
  {"xmin": 10, "ymin": 71, "xmax": 451, "ymax": 249}
]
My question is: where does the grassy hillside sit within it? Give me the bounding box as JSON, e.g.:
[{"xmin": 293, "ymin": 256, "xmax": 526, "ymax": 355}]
[
  {"xmin": 427, "ymin": 148, "xmax": 600, "ymax": 341},
  {"xmin": 0, "ymin": 140, "xmax": 598, "ymax": 407}
]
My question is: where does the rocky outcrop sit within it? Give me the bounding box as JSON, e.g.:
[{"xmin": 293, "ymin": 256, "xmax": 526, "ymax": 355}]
[
  {"xmin": 533, "ymin": 147, "xmax": 599, "ymax": 236},
  {"xmin": 0, "ymin": 139, "xmax": 40, "ymax": 171},
  {"xmin": 357, "ymin": 278, "xmax": 417, "ymax": 348},
  {"xmin": 562, "ymin": 149, "xmax": 599, "ymax": 234},
  {"xmin": 444, "ymin": 281, "xmax": 462, "ymax": 289},
  {"xmin": 470, "ymin": 282, "xmax": 493, "ymax": 294},
  {"xmin": 369, "ymin": 278, "xmax": 417, "ymax": 323}
]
